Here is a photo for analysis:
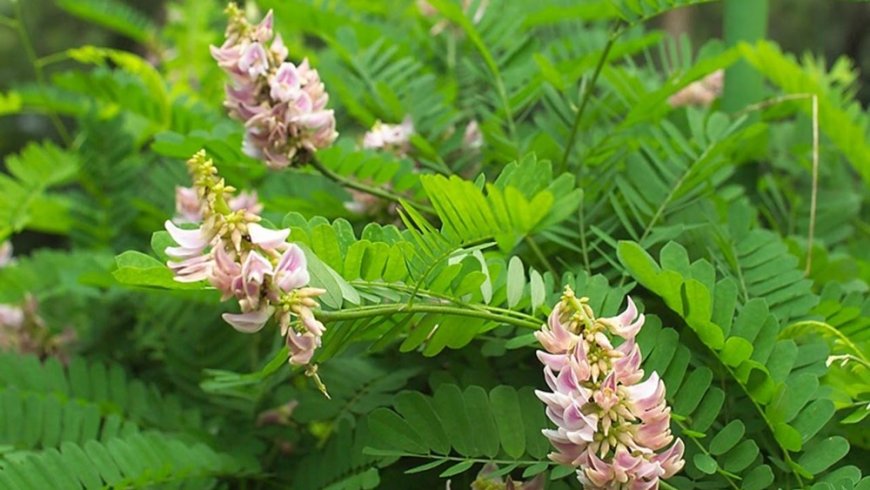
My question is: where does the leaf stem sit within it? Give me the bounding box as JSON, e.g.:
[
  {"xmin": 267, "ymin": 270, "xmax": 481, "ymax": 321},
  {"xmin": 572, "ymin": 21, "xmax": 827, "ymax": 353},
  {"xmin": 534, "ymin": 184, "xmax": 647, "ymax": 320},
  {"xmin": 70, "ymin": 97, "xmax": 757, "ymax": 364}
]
[
  {"xmin": 558, "ymin": 26, "xmax": 621, "ymax": 174},
  {"xmin": 350, "ymin": 280, "xmax": 542, "ymax": 324},
  {"xmin": 366, "ymin": 449, "xmax": 556, "ymax": 468},
  {"xmin": 805, "ymin": 94, "xmax": 819, "ymax": 275},
  {"xmin": 673, "ymin": 419, "xmax": 740, "ymax": 489},
  {"xmin": 308, "ymin": 155, "xmax": 436, "ymax": 214},
  {"xmin": 11, "ymin": 2, "xmax": 71, "ymax": 146},
  {"xmin": 524, "ymin": 235, "xmax": 557, "ymax": 278},
  {"xmin": 578, "ymin": 200, "xmax": 591, "ymax": 274},
  {"xmin": 781, "ymin": 320, "xmax": 867, "ymax": 362},
  {"xmin": 315, "ymin": 302, "xmax": 541, "ymax": 330}
]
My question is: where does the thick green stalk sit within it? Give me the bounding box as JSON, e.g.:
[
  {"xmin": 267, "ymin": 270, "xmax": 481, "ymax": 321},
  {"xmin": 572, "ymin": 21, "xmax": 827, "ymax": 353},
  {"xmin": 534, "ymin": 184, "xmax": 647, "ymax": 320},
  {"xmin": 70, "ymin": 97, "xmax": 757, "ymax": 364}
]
[
  {"xmin": 315, "ymin": 302, "xmax": 542, "ymax": 330},
  {"xmin": 722, "ymin": 0, "xmax": 769, "ymax": 112}
]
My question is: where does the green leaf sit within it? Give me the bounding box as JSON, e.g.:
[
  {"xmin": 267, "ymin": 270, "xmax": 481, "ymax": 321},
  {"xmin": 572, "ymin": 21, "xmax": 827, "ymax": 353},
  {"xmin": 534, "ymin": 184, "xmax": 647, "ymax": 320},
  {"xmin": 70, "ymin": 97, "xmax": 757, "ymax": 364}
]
[
  {"xmin": 549, "ymin": 464, "xmax": 576, "ymax": 480},
  {"xmin": 721, "ymin": 440, "xmax": 758, "ymax": 473},
  {"xmin": 522, "ymin": 462, "xmax": 549, "ymax": 478},
  {"xmin": 530, "ymin": 270, "xmax": 546, "ymax": 311},
  {"xmin": 773, "ymin": 422, "xmax": 802, "ymax": 452},
  {"xmin": 433, "ymin": 384, "xmax": 475, "ymax": 457},
  {"xmin": 439, "ymin": 460, "xmax": 474, "ymax": 477},
  {"xmin": 741, "ymin": 465, "xmax": 775, "ymax": 490},
  {"xmin": 709, "ymin": 420, "xmax": 745, "ymax": 455},
  {"xmin": 841, "ymin": 406, "xmax": 870, "ymax": 425},
  {"xmin": 394, "ymin": 392, "xmax": 451, "ymax": 455},
  {"xmin": 112, "ymin": 251, "xmax": 203, "ymax": 290},
  {"xmin": 693, "ymin": 453, "xmax": 718, "ymax": 474},
  {"xmin": 367, "ymin": 408, "xmax": 427, "ymax": 455},
  {"xmin": 489, "ymin": 386, "xmax": 525, "ymax": 459},
  {"xmin": 56, "ymin": 0, "xmax": 156, "ymax": 44},
  {"xmin": 405, "ymin": 459, "xmax": 448, "ymax": 474},
  {"xmin": 506, "ymin": 256, "xmax": 526, "ymax": 308},
  {"xmin": 798, "ymin": 436, "xmax": 850, "ymax": 475},
  {"xmin": 299, "ymin": 244, "xmax": 345, "ymax": 309},
  {"xmin": 720, "ymin": 337, "xmax": 754, "ymax": 367},
  {"xmin": 673, "ymin": 367, "xmax": 712, "ymax": 416},
  {"xmin": 463, "ymin": 386, "xmax": 499, "ymax": 458}
]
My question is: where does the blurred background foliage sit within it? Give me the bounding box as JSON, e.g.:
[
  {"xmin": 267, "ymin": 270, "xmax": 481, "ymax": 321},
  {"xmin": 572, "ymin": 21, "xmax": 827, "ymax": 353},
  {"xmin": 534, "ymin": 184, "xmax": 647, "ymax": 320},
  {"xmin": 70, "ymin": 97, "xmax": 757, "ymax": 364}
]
[
  {"xmin": 0, "ymin": 0, "xmax": 867, "ymax": 487},
  {"xmin": 1, "ymin": 0, "xmax": 869, "ymax": 161}
]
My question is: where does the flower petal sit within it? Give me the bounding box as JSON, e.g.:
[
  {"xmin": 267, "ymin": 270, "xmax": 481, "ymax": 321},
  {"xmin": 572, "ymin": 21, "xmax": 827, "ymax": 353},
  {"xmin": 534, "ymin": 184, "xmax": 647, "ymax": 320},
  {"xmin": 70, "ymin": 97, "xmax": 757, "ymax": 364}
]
[{"xmin": 222, "ymin": 306, "xmax": 275, "ymax": 333}]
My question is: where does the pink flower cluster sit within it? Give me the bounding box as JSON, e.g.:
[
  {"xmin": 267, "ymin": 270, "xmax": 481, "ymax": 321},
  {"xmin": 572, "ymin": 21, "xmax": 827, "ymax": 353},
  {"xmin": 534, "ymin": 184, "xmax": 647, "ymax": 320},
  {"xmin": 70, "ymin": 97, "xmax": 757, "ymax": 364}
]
[
  {"xmin": 0, "ymin": 294, "xmax": 76, "ymax": 363},
  {"xmin": 165, "ymin": 150, "xmax": 326, "ymax": 365},
  {"xmin": 211, "ymin": 5, "xmax": 337, "ymax": 169},
  {"xmin": 417, "ymin": 0, "xmax": 489, "ymax": 35},
  {"xmin": 668, "ymin": 70, "xmax": 724, "ymax": 108},
  {"xmin": 535, "ymin": 288, "xmax": 684, "ymax": 489},
  {"xmin": 0, "ymin": 241, "xmax": 12, "ymax": 268},
  {"xmin": 362, "ymin": 117, "xmax": 415, "ymax": 156}
]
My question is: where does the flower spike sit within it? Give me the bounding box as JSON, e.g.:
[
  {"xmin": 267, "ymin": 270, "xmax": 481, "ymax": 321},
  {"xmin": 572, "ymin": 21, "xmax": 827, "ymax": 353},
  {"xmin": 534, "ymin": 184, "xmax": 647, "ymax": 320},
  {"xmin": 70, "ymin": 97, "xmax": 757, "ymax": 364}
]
[
  {"xmin": 164, "ymin": 150, "xmax": 327, "ymax": 366},
  {"xmin": 211, "ymin": 4, "xmax": 337, "ymax": 169},
  {"xmin": 536, "ymin": 287, "xmax": 684, "ymax": 489}
]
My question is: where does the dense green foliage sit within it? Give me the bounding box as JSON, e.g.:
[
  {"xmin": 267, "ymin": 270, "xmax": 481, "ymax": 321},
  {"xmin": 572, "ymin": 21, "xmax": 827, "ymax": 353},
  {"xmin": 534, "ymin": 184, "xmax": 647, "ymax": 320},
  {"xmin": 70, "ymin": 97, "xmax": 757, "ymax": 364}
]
[{"xmin": 0, "ymin": 0, "xmax": 867, "ymax": 489}]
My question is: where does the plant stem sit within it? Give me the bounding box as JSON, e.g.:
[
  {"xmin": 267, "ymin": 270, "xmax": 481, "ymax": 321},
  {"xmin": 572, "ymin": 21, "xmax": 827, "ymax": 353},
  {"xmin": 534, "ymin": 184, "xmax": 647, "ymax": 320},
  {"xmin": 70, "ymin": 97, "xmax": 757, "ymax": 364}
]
[
  {"xmin": 309, "ymin": 155, "xmax": 436, "ymax": 214},
  {"xmin": 350, "ymin": 280, "xmax": 542, "ymax": 324},
  {"xmin": 558, "ymin": 26, "xmax": 621, "ymax": 175},
  {"xmin": 673, "ymin": 419, "xmax": 740, "ymax": 489},
  {"xmin": 578, "ymin": 199, "xmax": 591, "ymax": 274},
  {"xmin": 315, "ymin": 302, "xmax": 541, "ymax": 330},
  {"xmin": 524, "ymin": 235, "xmax": 557, "ymax": 278},
  {"xmin": 805, "ymin": 94, "xmax": 819, "ymax": 275},
  {"xmin": 12, "ymin": 2, "xmax": 71, "ymax": 146}
]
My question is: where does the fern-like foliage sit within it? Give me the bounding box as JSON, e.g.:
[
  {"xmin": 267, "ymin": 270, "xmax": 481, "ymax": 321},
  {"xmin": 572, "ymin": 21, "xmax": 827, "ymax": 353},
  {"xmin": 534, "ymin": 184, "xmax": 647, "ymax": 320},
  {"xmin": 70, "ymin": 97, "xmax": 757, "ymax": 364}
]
[
  {"xmin": 0, "ymin": 353, "xmax": 261, "ymax": 488},
  {"xmin": 740, "ymin": 40, "xmax": 870, "ymax": 185},
  {"xmin": 0, "ymin": 354, "xmax": 202, "ymax": 434},
  {"xmin": 365, "ymin": 383, "xmax": 553, "ymax": 474},
  {"xmin": 0, "ymin": 142, "xmax": 78, "ymax": 240},
  {"xmin": 0, "ymin": 431, "xmax": 255, "ymax": 490},
  {"xmin": 618, "ymin": 240, "xmax": 853, "ymax": 483},
  {"xmin": 55, "ymin": 0, "xmax": 157, "ymax": 45},
  {"xmin": 292, "ymin": 357, "xmax": 421, "ymax": 425},
  {"xmin": 0, "ymin": 249, "xmax": 112, "ymax": 304},
  {"xmin": 707, "ymin": 201, "xmax": 818, "ymax": 323}
]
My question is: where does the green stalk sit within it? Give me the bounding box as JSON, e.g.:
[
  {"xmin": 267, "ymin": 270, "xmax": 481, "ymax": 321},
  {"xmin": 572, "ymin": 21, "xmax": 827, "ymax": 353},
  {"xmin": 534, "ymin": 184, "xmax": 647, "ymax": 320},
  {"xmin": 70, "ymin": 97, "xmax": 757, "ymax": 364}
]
[
  {"xmin": 309, "ymin": 155, "xmax": 436, "ymax": 215},
  {"xmin": 9, "ymin": 2, "xmax": 71, "ymax": 146},
  {"xmin": 557, "ymin": 25, "xmax": 622, "ymax": 175},
  {"xmin": 315, "ymin": 302, "xmax": 542, "ymax": 330},
  {"xmin": 722, "ymin": 0, "xmax": 769, "ymax": 112}
]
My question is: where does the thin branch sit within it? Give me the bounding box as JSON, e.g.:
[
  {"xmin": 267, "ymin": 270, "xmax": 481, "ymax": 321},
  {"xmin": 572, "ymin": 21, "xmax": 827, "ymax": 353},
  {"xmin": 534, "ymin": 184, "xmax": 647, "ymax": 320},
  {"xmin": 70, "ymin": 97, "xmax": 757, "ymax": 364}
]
[
  {"xmin": 781, "ymin": 320, "xmax": 867, "ymax": 363},
  {"xmin": 558, "ymin": 25, "xmax": 622, "ymax": 175},
  {"xmin": 309, "ymin": 155, "xmax": 436, "ymax": 215},
  {"xmin": 578, "ymin": 199, "xmax": 591, "ymax": 274},
  {"xmin": 805, "ymin": 95, "xmax": 819, "ymax": 275},
  {"xmin": 524, "ymin": 235, "xmax": 557, "ymax": 278},
  {"xmin": 735, "ymin": 93, "xmax": 820, "ymax": 275},
  {"xmin": 12, "ymin": 2, "xmax": 71, "ymax": 146},
  {"xmin": 673, "ymin": 419, "xmax": 740, "ymax": 489}
]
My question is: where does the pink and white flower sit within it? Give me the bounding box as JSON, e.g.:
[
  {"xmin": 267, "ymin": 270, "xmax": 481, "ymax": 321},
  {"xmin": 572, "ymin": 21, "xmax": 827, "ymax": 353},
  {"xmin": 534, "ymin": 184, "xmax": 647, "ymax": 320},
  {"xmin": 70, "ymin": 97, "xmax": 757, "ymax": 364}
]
[
  {"xmin": 211, "ymin": 7, "xmax": 337, "ymax": 169},
  {"xmin": 536, "ymin": 288, "xmax": 684, "ymax": 489},
  {"xmin": 164, "ymin": 150, "xmax": 327, "ymax": 366},
  {"xmin": 362, "ymin": 117, "xmax": 414, "ymax": 156}
]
